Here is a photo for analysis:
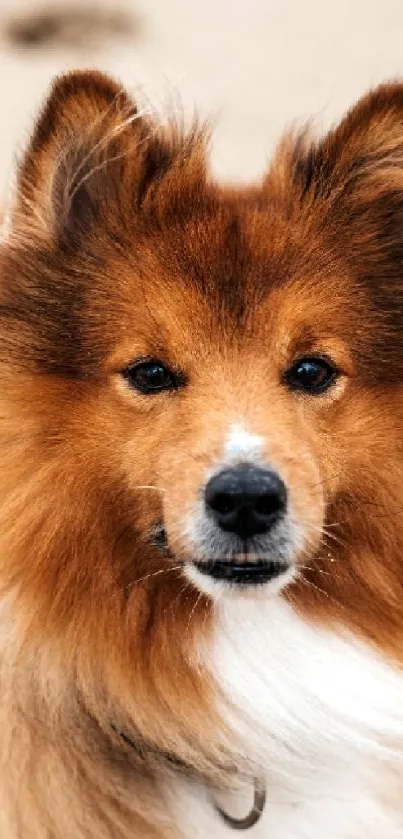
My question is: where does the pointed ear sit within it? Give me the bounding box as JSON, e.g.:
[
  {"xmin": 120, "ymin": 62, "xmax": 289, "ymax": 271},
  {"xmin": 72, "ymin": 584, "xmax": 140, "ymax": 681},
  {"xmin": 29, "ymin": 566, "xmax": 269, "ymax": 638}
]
[
  {"xmin": 279, "ymin": 82, "xmax": 403, "ymax": 214},
  {"xmin": 14, "ymin": 69, "xmax": 185, "ymax": 239},
  {"xmin": 268, "ymin": 83, "xmax": 403, "ymax": 357}
]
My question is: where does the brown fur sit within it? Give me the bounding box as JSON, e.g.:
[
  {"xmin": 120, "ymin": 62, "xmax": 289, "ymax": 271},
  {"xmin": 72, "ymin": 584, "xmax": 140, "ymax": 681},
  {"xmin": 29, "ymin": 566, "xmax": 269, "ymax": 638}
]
[{"xmin": 1, "ymin": 70, "xmax": 403, "ymax": 836}]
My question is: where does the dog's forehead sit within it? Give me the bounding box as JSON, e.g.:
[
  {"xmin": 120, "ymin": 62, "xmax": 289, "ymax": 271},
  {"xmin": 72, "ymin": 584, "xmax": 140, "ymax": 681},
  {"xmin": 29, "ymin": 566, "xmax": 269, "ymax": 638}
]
[
  {"xmin": 132, "ymin": 194, "xmax": 353, "ymax": 343},
  {"xmin": 135, "ymin": 198, "xmax": 302, "ymax": 320}
]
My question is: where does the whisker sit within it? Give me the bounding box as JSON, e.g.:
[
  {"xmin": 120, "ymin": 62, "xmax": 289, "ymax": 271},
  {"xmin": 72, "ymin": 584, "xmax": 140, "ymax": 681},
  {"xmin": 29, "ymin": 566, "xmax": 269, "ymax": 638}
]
[
  {"xmin": 202, "ymin": 596, "xmax": 212, "ymax": 634},
  {"xmin": 296, "ymin": 518, "xmax": 345, "ymax": 551},
  {"xmin": 105, "ymin": 565, "xmax": 184, "ymax": 602},
  {"xmin": 134, "ymin": 485, "xmax": 165, "ymax": 493},
  {"xmin": 299, "ymin": 564, "xmax": 333, "ymax": 576},
  {"xmin": 163, "ymin": 580, "xmax": 193, "ymax": 619},
  {"xmin": 299, "ymin": 576, "xmax": 343, "ymax": 610},
  {"xmin": 186, "ymin": 590, "xmax": 203, "ymax": 634},
  {"xmin": 126, "ymin": 564, "xmax": 183, "ymax": 588}
]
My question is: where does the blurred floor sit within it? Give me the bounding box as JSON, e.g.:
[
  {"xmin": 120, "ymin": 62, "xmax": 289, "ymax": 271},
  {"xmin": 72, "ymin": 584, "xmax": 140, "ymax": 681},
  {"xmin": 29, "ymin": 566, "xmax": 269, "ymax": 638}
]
[{"xmin": 0, "ymin": 0, "xmax": 402, "ymax": 195}]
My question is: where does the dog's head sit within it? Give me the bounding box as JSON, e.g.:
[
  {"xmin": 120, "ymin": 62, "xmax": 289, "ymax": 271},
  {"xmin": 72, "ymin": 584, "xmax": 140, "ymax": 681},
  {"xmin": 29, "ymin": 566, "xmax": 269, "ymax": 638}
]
[{"xmin": 2, "ymin": 72, "xmax": 403, "ymax": 755}]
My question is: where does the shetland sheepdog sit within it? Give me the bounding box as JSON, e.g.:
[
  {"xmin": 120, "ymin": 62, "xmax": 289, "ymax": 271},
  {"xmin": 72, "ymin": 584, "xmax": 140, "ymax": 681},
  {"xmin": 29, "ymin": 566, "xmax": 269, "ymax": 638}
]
[{"xmin": 1, "ymin": 70, "xmax": 403, "ymax": 838}]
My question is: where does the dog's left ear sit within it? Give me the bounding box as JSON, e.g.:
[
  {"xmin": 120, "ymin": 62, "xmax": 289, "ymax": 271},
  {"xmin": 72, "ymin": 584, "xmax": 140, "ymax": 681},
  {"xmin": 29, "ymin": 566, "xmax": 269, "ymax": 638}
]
[
  {"xmin": 272, "ymin": 82, "xmax": 403, "ymax": 219},
  {"xmin": 268, "ymin": 82, "xmax": 403, "ymax": 310},
  {"xmin": 267, "ymin": 82, "xmax": 403, "ymax": 366}
]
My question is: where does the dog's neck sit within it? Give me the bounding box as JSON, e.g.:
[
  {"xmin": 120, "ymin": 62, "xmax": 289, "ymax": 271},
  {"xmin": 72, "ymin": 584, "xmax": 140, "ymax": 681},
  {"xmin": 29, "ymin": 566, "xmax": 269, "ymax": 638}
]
[
  {"xmin": 112, "ymin": 722, "xmax": 266, "ymax": 831},
  {"xmin": 163, "ymin": 597, "xmax": 403, "ymax": 839}
]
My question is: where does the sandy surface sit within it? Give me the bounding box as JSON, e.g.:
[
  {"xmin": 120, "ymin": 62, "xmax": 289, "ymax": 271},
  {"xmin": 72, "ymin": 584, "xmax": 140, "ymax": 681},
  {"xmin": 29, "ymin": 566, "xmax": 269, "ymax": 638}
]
[{"xmin": 0, "ymin": 0, "xmax": 402, "ymax": 196}]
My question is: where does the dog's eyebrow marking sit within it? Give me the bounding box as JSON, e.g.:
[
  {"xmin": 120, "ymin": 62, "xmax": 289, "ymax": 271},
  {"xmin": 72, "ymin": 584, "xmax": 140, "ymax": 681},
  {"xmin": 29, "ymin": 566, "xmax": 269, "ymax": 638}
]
[{"xmin": 224, "ymin": 424, "xmax": 264, "ymax": 460}]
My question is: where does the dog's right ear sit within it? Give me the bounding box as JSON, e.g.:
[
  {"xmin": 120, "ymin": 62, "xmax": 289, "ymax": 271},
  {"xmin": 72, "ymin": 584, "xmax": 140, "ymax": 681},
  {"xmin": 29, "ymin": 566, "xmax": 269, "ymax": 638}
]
[{"xmin": 14, "ymin": 70, "xmax": 191, "ymax": 240}]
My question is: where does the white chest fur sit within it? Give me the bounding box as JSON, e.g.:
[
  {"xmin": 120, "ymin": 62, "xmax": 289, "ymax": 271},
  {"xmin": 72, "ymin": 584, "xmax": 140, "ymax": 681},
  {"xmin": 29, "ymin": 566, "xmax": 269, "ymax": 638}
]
[{"xmin": 169, "ymin": 599, "xmax": 403, "ymax": 838}]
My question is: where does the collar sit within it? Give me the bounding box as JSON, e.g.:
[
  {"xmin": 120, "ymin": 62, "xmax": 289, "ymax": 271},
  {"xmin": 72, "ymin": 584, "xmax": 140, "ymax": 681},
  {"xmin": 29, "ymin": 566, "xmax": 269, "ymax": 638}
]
[
  {"xmin": 213, "ymin": 783, "xmax": 266, "ymax": 830},
  {"xmin": 112, "ymin": 724, "xmax": 266, "ymax": 831}
]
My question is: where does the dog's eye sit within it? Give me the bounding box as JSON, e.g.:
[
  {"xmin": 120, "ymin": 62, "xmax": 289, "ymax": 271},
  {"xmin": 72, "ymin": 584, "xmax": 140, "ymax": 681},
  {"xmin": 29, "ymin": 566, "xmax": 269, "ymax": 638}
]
[
  {"xmin": 122, "ymin": 360, "xmax": 181, "ymax": 394},
  {"xmin": 284, "ymin": 357, "xmax": 337, "ymax": 394}
]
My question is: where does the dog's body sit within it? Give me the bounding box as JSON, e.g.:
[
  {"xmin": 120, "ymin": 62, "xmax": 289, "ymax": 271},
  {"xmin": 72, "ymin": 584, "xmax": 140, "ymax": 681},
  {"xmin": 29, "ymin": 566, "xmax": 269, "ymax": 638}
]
[
  {"xmin": 1, "ymin": 71, "xmax": 403, "ymax": 838},
  {"xmin": 2, "ymin": 597, "xmax": 402, "ymax": 838},
  {"xmin": 172, "ymin": 599, "xmax": 403, "ymax": 838}
]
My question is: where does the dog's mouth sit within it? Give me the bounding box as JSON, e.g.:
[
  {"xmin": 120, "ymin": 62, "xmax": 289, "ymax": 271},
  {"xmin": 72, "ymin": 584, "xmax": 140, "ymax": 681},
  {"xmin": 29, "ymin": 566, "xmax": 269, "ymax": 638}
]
[
  {"xmin": 152, "ymin": 524, "xmax": 291, "ymax": 587},
  {"xmin": 193, "ymin": 559, "xmax": 289, "ymax": 585}
]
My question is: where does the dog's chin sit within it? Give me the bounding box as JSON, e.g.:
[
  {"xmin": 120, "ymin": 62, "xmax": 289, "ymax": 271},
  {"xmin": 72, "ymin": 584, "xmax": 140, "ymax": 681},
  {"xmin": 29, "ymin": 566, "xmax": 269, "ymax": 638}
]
[{"xmin": 152, "ymin": 524, "xmax": 295, "ymax": 598}]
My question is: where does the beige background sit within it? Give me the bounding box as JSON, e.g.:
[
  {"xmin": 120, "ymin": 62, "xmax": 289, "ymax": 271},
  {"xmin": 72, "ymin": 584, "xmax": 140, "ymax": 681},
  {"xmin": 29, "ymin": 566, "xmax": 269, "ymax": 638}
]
[{"xmin": 0, "ymin": 0, "xmax": 402, "ymax": 197}]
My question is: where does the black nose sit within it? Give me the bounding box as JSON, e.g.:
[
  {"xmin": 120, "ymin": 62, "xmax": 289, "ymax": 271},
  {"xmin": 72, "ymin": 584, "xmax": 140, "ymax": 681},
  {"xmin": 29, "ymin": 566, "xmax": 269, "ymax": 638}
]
[{"xmin": 205, "ymin": 465, "xmax": 287, "ymax": 540}]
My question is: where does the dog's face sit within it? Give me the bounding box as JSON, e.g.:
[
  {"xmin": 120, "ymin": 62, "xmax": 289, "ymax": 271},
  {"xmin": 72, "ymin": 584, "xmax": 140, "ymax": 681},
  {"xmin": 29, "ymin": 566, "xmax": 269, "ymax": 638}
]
[
  {"xmin": 107, "ymin": 222, "xmax": 351, "ymax": 599},
  {"xmin": 2, "ymin": 71, "xmax": 403, "ymax": 708}
]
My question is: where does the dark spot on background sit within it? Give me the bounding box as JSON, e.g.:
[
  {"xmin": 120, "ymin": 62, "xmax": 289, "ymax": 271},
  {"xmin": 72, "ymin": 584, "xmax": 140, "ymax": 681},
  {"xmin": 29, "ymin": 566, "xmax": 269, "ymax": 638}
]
[{"xmin": 3, "ymin": 4, "xmax": 141, "ymax": 51}]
